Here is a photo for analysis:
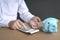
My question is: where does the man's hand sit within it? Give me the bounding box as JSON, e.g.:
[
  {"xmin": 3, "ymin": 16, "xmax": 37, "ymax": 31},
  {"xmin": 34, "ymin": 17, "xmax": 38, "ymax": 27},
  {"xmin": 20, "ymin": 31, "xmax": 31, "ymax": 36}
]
[
  {"xmin": 29, "ymin": 16, "xmax": 43, "ymax": 29},
  {"xmin": 8, "ymin": 19, "xmax": 27, "ymax": 30}
]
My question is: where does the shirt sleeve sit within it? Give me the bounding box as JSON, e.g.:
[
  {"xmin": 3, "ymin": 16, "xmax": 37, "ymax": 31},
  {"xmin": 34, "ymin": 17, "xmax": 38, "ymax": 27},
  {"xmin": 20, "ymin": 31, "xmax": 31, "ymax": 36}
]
[
  {"xmin": 0, "ymin": 16, "xmax": 16, "ymax": 27},
  {"xmin": 18, "ymin": 0, "xmax": 34, "ymax": 23}
]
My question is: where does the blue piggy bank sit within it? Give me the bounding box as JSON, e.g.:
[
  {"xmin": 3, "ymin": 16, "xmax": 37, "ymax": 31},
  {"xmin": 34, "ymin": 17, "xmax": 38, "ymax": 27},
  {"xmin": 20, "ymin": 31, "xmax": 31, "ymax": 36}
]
[{"xmin": 42, "ymin": 17, "xmax": 58, "ymax": 32}]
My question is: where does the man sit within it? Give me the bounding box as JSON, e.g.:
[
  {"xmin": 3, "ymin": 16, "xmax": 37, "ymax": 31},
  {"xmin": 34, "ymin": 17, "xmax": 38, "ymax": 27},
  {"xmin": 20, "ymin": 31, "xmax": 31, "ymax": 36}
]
[{"xmin": 0, "ymin": 0, "xmax": 42, "ymax": 30}]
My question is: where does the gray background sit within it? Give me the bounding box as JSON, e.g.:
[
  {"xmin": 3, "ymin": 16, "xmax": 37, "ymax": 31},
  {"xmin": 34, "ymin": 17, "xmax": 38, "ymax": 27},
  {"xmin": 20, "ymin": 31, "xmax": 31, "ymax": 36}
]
[{"xmin": 25, "ymin": 0, "xmax": 60, "ymax": 20}]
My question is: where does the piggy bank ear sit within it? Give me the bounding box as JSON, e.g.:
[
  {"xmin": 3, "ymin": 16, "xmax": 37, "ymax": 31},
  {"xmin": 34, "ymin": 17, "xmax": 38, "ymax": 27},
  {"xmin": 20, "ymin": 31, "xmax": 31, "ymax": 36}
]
[{"xmin": 42, "ymin": 17, "xmax": 52, "ymax": 23}]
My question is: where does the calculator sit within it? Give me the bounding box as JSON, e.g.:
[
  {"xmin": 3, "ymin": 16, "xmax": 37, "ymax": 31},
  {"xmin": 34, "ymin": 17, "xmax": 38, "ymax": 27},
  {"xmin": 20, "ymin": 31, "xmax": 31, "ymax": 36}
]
[{"xmin": 18, "ymin": 27, "xmax": 39, "ymax": 34}]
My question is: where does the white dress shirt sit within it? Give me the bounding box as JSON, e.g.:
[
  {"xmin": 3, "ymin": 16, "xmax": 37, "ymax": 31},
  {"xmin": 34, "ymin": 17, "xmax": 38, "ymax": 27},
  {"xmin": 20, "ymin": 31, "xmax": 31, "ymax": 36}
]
[{"xmin": 0, "ymin": 0, "xmax": 34, "ymax": 27}]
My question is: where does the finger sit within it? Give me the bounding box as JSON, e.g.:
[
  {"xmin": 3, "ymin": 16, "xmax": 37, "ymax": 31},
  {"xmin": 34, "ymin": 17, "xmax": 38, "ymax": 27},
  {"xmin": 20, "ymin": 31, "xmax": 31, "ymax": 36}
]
[
  {"xmin": 35, "ymin": 16, "xmax": 41, "ymax": 22},
  {"xmin": 32, "ymin": 20, "xmax": 38, "ymax": 28},
  {"xmin": 31, "ymin": 23, "xmax": 38, "ymax": 29},
  {"xmin": 16, "ymin": 21, "xmax": 23, "ymax": 29},
  {"xmin": 14, "ymin": 26, "xmax": 17, "ymax": 30},
  {"xmin": 35, "ymin": 17, "xmax": 42, "ymax": 27},
  {"xmin": 15, "ymin": 25, "xmax": 20, "ymax": 30},
  {"xmin": 32, "ymin": 17, "xmax": 40, "ymax": 26},
  {"xmin": 18, "ymin": 20, "xmax": 27, "ymax": 28},
  {"xmin": 30, "ymin": 21, "xmax": 38, "ymax": 29},
  {"xmin": 11, "ymin": 21, "xmax": 19, "ymax": 30},
  {"xmin": 36, "ymin": 21, "xmax": 43, "ymax": 28}
]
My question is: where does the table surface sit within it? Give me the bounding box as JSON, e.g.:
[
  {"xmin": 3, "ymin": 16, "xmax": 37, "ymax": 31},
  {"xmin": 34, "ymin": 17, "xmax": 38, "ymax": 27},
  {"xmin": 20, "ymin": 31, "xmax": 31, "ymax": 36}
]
[{"xmin": 0, "ymin": 21, "xmax": 60, "ymax": 40}]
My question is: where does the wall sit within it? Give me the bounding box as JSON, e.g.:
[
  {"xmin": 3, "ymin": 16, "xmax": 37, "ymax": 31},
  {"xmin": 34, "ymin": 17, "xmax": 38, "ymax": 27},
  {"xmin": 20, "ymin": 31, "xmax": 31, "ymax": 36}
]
[{"xmin": 25, "ymin": 0, "xmax": 60, "ymax": 20}]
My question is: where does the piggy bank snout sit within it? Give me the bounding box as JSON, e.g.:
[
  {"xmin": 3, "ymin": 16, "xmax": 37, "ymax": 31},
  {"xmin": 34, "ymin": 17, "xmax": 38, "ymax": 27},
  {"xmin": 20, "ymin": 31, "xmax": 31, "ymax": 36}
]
[{"xmin": 48, "ymin": 24, "xmax": 57, "ymax": 32}]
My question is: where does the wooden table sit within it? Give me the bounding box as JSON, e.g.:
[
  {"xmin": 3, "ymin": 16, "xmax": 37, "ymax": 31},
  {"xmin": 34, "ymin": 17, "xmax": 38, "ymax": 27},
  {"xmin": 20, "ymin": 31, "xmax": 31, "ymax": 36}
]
[{"xmin": 0, "ymin": 21, "xmax": 60, "ymax": 40}]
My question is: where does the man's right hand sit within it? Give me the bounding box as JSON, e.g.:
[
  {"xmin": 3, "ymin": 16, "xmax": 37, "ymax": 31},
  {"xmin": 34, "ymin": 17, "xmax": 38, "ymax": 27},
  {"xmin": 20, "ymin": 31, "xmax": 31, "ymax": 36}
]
[{"xmin": 8, "ymin": 19, "xmax": 27, "ymax": 30}]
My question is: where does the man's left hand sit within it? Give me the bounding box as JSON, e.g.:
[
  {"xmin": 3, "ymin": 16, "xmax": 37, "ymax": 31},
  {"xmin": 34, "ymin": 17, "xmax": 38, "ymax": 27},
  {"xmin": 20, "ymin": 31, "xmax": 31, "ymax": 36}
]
[{"xmin": 29, "ymin": 16, "xmax": 43, "ymax": 29}]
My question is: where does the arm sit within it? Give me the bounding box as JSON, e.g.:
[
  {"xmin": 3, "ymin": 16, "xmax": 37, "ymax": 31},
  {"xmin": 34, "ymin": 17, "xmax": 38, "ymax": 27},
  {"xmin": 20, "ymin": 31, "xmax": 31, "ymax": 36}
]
[
  {"xmin": 18, "ymin": 0, "xmax": 34, "ymax": 23},
  {"xmin": 18, "ymin": 0, "xmax": 43, "ymax": 29}
]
